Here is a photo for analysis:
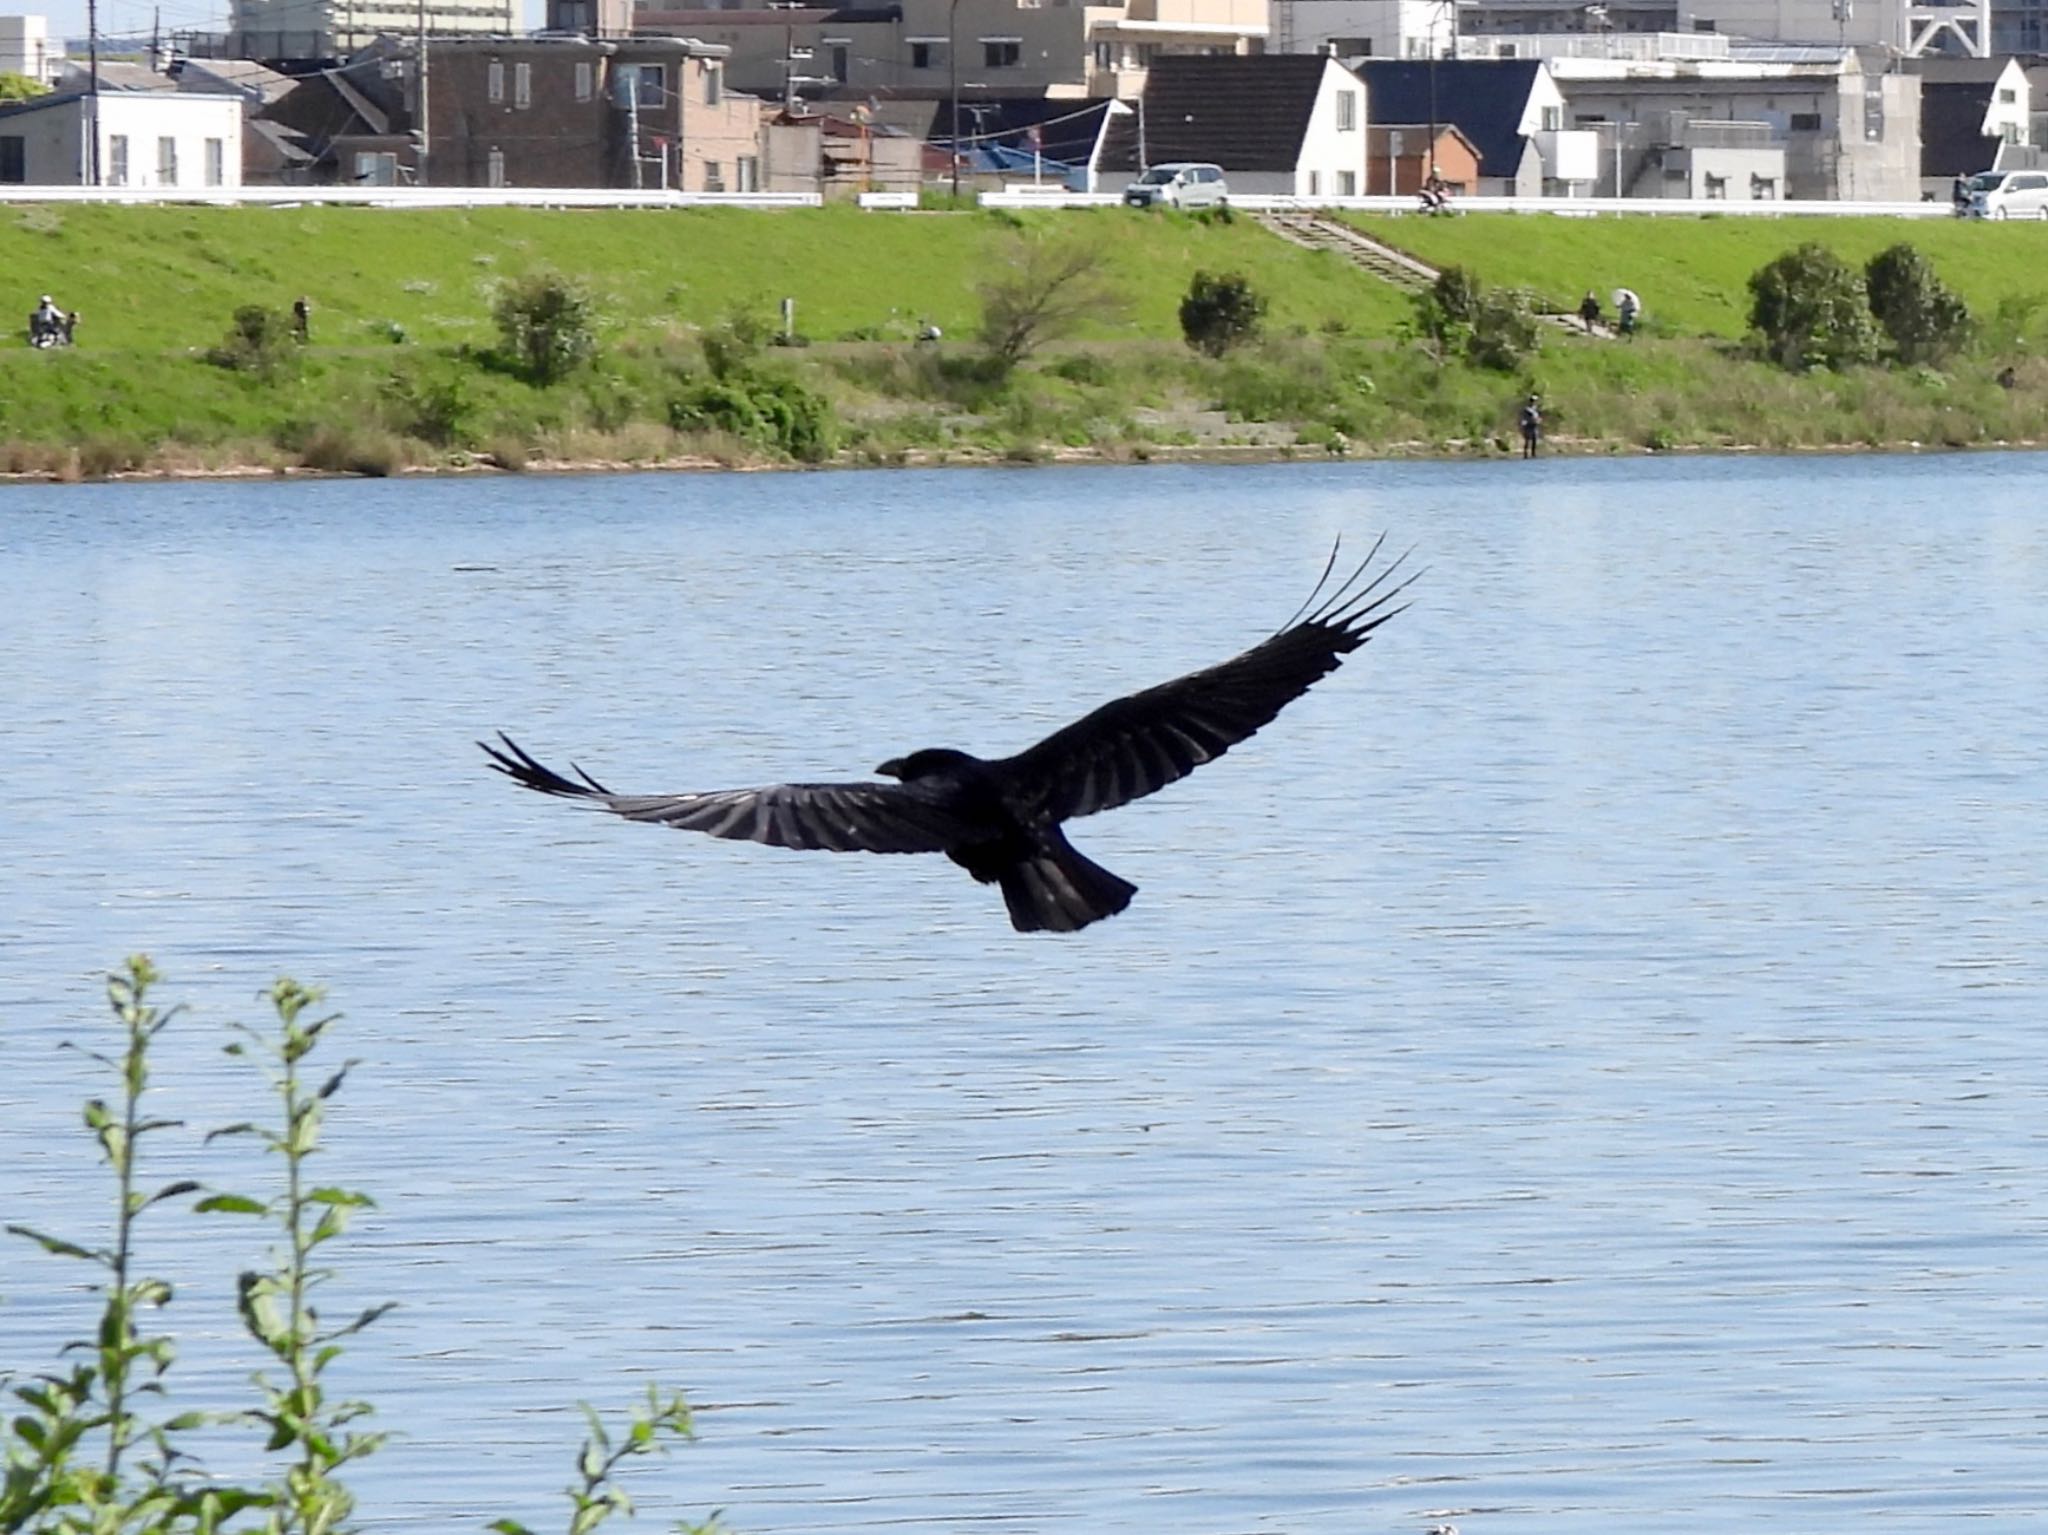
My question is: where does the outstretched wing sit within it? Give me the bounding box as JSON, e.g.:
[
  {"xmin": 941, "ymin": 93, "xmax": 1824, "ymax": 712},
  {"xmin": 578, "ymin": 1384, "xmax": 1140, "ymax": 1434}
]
[
  {"xmin": 481, "ymin": 734, "xmax": 973, "ymax": 854},
  {"xmin": 995, "ymin": 537, "xmax": 1418, "ymax": 824}
]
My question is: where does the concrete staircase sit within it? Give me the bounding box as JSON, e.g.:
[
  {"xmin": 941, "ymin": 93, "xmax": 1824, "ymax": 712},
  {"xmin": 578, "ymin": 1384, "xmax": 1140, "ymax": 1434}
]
[{"xmin": 1254, "ymin": 208, "xmax": 1614, "ymax": 339}]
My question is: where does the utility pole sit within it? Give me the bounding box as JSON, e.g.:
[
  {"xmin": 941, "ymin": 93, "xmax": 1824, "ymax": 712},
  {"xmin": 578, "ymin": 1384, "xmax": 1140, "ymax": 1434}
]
[
  {"xmin": 86, "ymin": 0, "xmax": 100, "ymax": 184},
  {"xmin": 948, "ymin": 0, "xmax": 961, "ymax": 197},
  {"xmin": 415, "ymin": 0, "xmax": 429, "ymax": 184}
]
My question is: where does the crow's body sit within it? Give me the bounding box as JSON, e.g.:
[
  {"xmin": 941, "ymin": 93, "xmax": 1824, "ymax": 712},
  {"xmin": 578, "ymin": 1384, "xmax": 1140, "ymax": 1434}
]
[{"xmin": 484, "ymin": 539, "xmax": 1416, "ymax": 933}]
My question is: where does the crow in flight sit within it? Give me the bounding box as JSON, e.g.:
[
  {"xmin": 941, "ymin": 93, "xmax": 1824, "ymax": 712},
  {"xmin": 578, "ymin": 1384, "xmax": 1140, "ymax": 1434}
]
[{"xmin": 483, "ymin": 538, "xmax": 1416, "ymax": 934}]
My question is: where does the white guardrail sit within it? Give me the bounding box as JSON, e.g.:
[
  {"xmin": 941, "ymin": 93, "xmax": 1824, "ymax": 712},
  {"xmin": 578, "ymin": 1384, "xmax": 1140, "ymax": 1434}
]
[
  {"xmin": 0, "ymin": 183, "xmax": 1953, "ymax": 217},
  {"xmin": 983, "ymin": 189, "xmax": 1955, "ymax": 218},
  {"xmin": 0, "ymin": 185, "xmax": 823, "ymax": 208}
]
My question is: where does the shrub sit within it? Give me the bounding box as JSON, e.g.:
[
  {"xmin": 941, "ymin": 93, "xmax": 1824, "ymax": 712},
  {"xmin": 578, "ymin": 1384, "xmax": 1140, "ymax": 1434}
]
[
  {"xmin": 1747, "ymin": 243, "xmax": 1878, "ymax": 372},
  {"xmin": 1864, "ymin": 243, "xmax": 1971, "ymax": 364},
  {"xmin": 1179, "ymin": 270, "xmax": 1267, "ymax": 358},
  {"xmin": 1465, "ymin": 289, "xmax": 1541, "ymax": 372},
  {"xmin": 206, "ymin": 304, "xmax": 297, "ymax": 376},
  {"xmin": 976, "ymin": 233, "xmax": 1126, "ymax": 370},
  {"xmin": 494, "ymin": 271, "xmax": 599, "ymax": 384},
  {"xmin": 669, "ymin": 371, "xmax": 834, "ymax": 462}
]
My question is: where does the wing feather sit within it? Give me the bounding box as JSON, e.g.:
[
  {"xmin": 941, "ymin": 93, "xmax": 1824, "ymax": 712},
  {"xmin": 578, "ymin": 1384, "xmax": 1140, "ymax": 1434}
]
[
  {"xmin": 480, "ymin": 734, "xmax": 971, "ymax": 855},
  {"xmin": 995, "ymin": 538, "xmax": 1419, "ymax": 823}
]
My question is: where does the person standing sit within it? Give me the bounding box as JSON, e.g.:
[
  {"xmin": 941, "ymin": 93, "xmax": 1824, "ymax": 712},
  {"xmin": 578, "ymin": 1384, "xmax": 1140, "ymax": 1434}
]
[
  {"xmin": 1518, "ymin": 393, "xmax": 1543, "ymax": 459},
  {"xmin": 1616, "ymin": 288, "xmax": 1640, "ymax": 340},
  {"xmin": 1578, "ymin": 290, "xmax": 1602, "ymax": 333}
]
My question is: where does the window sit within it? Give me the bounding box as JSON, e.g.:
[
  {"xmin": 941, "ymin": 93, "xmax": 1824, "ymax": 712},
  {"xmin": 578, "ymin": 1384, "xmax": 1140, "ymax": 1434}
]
[
  {"xmin": 1751, "ymin": 174, "xmax": 1776, "ymax": 199},
  {"xmin": 1335, "ymin": 90, "xmax": 1357, "ymax": 131},
  {"xmin": 704, "ymin": 160, "xmax": 724, "ymax": 191},
  {"xmin": 514, "ymin": 60, "xmax": 531, "ymax": 107},
  {"xmin": 1337, "ymin": 168, "xmax": 1356, "ymax": 195},
  {"xmin": 912, "ymin": 41, "xmax": 936, "ymax": 68},
  {"xmin": 1789, "ymin": 111, "xmax": 1821, "ymax": 131},
  {"xmin": 557, "ymin": 0, "xmax": 590, "ymax": 27},
  {"xmin": 983, "ymin": 38, "xmax": 1021, "ymax": 67},
  {"xmin": 488, "ymin": 146, "xmax": 505, "ymax": 187},
  {"xmin": 829, "ymin": 43, "xmax": 848, "ymax": 80},
  {"xmin": 1999, "ymin": 87, "xmax": 2017, "ymax": 103},
  {"xmin": 157, "ymin": 136, "xmax": 177, "ymax": 186},
  {"xmin": 204, "ymin": 137, "xmax": 224, "ymax": 186},
  {"xmin": 108, "ymin": 134, "xmax": 129, "ymax": 185},
  {"xmin": 0, "ymin": 135, "xmax": 22, "ymax": 183},
  {"xmin": 1704, "ymin": 172, "xmax": 1727, "ymax": 199},
  {"xmin": 1540, "ymin": 105, "xmax": 1561, "ymax": 131},
  {"xmin": 488, "ymin": 59, "xmax": 505, "ymax": 102},
  {"xmin": 354, "ymin": 150, "xmax": 396, "ymax": 184},
  {"xmin": 1308, "ymin": 169, "xmax": 1321, "ymax": 195},
  {"xmin": 705, "ymin": 63, "xmax": 722, "ymax": 105},
  {"xmin": 634, "ymin": 63, "xmax": 664, "ymax": 105},
  {"xmin": 736, "ymin": 153, "xmax": 759, "ymax": 191},
  {"xmin": 575, "ymin": 60, "xmax": 594, "ymax": 100}
]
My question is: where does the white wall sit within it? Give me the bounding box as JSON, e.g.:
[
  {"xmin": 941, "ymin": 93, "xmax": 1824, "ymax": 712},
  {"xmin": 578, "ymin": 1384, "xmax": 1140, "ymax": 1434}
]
[
  {"xmin": 0, "ymin": 91, "xmax": 242, "ymax": 185},
  {"xmin": 0, "ymin": 14, "xmax": 65, "ymax": 83},
  {"xmin": 1291, "ymin": 57, "xmax": 1369, "ymax": 195}
]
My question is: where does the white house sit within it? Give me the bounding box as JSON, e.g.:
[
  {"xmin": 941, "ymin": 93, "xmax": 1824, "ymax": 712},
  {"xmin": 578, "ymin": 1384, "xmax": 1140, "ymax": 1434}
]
[
  {"xmin": 1118, "ymin": 54, "xmax": 1368, "ymax": 198},
  {"xmin": 0, "ymin": 88, "xmax": 244, "ymax": 186}
]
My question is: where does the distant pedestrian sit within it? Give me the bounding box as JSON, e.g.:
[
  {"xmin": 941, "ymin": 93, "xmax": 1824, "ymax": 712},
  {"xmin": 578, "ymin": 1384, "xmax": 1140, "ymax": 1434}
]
[
  {"xmin": 1578, "ymin": 289, "xmax": 1601, "ymax": 333},
  {"xmin": 1953, "ymin": 174, "xmax": 1971, "ymax": 215},
  {"xmin": 292, "ymin": 295, "xmax": 311, "ymax": 343},
  {"xmin": 1518, "ymin": 393, "xmax": 1543, "ymax": 459},
  {"xmin": 1616, "ymin": 287, "xmax": 1640, "ymax": 340}
]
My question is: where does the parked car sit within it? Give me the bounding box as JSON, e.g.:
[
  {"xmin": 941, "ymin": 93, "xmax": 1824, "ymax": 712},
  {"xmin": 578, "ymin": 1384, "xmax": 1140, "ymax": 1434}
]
[
  {"xmin": 1123, "ymin": 162, "xmax": 1229, "ymax": 210},
  {"xmin": 1965, "ymin": 168, "xmax": 2048, "ymax": 219}
]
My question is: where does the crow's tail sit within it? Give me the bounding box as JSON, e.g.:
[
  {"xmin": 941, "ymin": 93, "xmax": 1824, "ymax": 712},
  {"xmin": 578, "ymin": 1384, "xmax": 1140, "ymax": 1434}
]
[{"xmin": 998, "ymin": 834, "xmax": 1137, "ymax": 934}]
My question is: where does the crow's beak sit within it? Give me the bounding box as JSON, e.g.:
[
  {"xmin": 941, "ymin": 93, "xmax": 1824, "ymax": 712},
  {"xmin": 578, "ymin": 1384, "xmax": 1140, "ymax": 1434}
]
[{"xmin": 876, "ymin": 757, "xmax": 904, "ymax": 779}]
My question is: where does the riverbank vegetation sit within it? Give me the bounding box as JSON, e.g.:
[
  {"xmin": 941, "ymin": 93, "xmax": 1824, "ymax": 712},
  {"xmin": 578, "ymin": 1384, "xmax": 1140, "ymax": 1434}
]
[
  {"xmin": 1, "ymin": 957, "xmax": 719, "ymax": 1535},
  {"xmin": 2, "ymin": 202, "xmax": 2044, "ymax": 478}
]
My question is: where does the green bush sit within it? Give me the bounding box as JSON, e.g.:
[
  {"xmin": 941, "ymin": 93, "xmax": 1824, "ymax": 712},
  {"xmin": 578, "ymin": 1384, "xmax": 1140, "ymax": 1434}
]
[
  {"xmin": 494, "ymin": 271, "xmax": 599, "ymax": 384},
  {"xmin": 205, "ymin": 305, "xmax": 297, "ymax": 376},
  {"xmin": 1864, "ymin": 243, "xmax": 1971, "ymax": 365},
  {"xmin": 1179, "ymin": 270, "xmax": 1267, "ymax": 358},
  {"xmin": 670, "ymin": 370, "xmax": 835, "ymax": 462},
  {"xmin": 1747, "ymin": 243, "xmax": 1878, "ymax": 372}
]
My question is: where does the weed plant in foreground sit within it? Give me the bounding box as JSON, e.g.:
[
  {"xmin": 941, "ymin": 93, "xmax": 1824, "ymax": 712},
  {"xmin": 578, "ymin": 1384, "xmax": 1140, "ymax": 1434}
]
[{"xmin": 2, "ymin": 957, "xmax": 723, "ymax": 1535}]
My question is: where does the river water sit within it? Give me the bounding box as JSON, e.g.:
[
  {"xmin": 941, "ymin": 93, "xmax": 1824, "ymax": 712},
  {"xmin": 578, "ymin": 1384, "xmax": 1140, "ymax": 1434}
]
[{"xmin": 3, "ymin": 454, "xmax": 2045, "ymax": 1534}]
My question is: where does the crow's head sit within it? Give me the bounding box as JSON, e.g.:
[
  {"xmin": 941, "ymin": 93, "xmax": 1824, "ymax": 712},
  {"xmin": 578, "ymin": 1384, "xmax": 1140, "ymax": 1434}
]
[{"xmin": 876, "ymin": 747, "xmax": 980, "ymax": 782}]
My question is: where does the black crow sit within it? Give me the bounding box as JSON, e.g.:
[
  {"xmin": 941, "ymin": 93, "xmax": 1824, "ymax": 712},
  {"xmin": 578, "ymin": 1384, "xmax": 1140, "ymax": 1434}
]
[{"xmin": 483, "ymin": 538, "xmax": 1416, "ymax": 933}]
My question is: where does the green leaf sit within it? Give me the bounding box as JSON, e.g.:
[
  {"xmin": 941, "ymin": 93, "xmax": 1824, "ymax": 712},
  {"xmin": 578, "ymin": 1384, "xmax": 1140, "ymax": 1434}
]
[
  {"xmin": 487, "ymin": 1522, "xmax": 535, "ymax": 1535},
  {"xmin": 306, "ymin": 1187, "xmax": 374, "ymax": 1208},
  {"xmin": 194, "ymin": 1192, "xmax": 267, "ymax": 1215},
  {"xmin": 5, "ymin": 1225, "xmax": 100, "ymax": 1262},
  {"xmin": 204, "ymin": 1122, "xmax": 260, "ymax": 1143},
  {"xmin": 146, "ymin": 1179, "xmax": 203, "ymax": 1208}
]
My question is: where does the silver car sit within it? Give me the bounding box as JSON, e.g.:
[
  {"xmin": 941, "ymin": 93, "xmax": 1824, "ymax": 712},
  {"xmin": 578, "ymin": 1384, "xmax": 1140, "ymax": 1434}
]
[
  {"xmin": 1123, "ymin": 162, "xmax": 1229, "ymax": 210},
  {"xmin": 1967, "ymin": 169, "xmax": 2048, "ymax": 219}
]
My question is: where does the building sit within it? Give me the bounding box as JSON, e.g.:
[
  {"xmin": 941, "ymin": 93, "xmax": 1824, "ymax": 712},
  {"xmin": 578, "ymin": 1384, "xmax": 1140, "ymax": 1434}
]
[
  {"xmin": 553, "ymin": 0, "xmax": 1267, "ymax": 106},
  {"xmin": 1911, "ymin": 54, "xmax": 2029, "ymax": 188},
  {"xmin": 0, "ymin": 86, "xmax": 243, "ymax": 184},
  {"xmin": 1365, "ymin": 122, "xmax": 1481, "ymax": 192},
  {"xmin": 1550, "ymin": 46, "xmax": 1923, "ymax": 199},
  {"xmin": 1350, "ymin": 57, "xmax": 1595, "ymax": 193},
  {"xmin": 188, "ymin": 0, "xmax": 518, "ymax": 65},
  {"xmin": 1101, "ymin": 53, "xmax": 1366, "ymax": 195},
  {"xmin": 1, "ymin": 13, "xmax": 65, "ymax": 84}
]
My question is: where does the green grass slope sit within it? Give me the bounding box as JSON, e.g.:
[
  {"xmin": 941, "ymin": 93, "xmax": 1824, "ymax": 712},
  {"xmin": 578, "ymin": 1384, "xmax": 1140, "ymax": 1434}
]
[
  {"xmin": 0, "ymin": 202, "xmax": 1409, "ymax": 351},
  {"xmin": 1344, "ymin": 213, "xmax": 2048, "ymax": 340}
]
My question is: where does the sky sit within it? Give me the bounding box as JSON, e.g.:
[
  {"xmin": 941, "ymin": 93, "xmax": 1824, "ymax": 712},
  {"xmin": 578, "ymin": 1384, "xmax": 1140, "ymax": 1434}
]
[{"xmin": 27, "ymin": 0, "xmax": 541, "ymax": 53}]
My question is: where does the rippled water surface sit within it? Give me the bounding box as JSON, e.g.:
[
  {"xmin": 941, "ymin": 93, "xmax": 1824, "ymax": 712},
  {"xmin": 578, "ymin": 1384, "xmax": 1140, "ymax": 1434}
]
[{"xmin": 4, "ymin": 455, "xmax": 2046, "ymax": 1534}]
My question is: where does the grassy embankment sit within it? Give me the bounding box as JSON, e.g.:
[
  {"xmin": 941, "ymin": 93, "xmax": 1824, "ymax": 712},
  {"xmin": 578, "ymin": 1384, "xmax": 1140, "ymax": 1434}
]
[{"xmin": 2, "ymin": 200, "xmax": 2045, "ymax": 476}]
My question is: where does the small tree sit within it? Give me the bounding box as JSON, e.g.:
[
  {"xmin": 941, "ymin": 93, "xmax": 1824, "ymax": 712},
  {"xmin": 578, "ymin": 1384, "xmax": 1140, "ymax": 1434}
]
[
  {"xmin": 1747, "ymin": 243, "xmax": 1879, "ymax": 372},
  {"xmin": 206, "ymin": 305, "xmax": 298, "ymax": 376},
  {"xmin": 976, "ymin": 234, "xmax": 1126, "ymax": 371},
  {"xmin": 495, "ymin": 271, "xmax": 599, "ymax": 384},
  {"xmin": 1179, "ymin": 270, "xmax": 1266, "ymax": 357},
  {"xmin": 1865, "ymin": 242, "xmax": 1971, "ymax": 364}
]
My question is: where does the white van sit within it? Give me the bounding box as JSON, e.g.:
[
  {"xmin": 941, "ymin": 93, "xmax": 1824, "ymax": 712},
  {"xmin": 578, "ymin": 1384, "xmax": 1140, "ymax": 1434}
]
[
  {"xmin": 1966, "ymin": 168, "xmax": 2048, "ymax": 219},
  {"xmin": 1122, "ymin": 163, "xmax": 1229, "ymax": 210}
]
